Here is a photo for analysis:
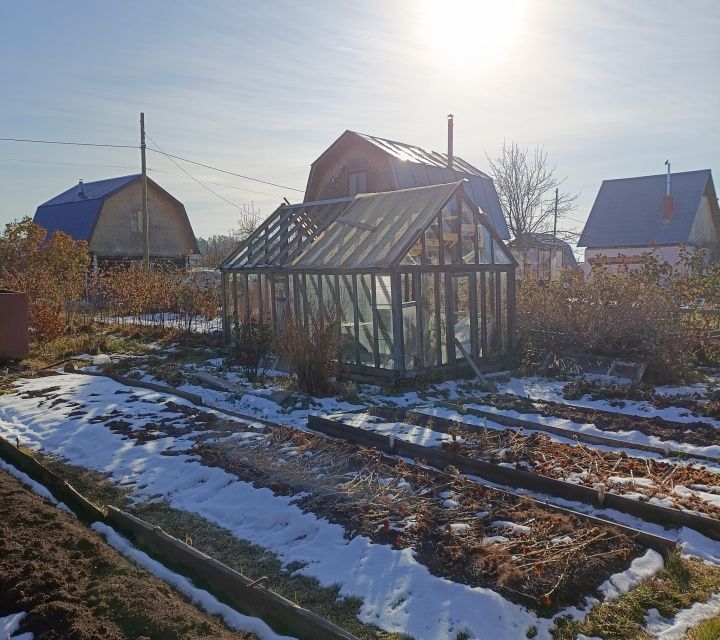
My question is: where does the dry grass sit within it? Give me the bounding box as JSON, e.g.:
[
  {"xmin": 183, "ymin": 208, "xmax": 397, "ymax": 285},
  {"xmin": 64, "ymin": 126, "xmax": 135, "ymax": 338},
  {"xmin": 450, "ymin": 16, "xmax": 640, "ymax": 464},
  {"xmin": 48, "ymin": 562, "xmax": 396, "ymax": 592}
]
[{"xmin": 551, "ymin": 550, "xmax": 720, "ymax": 640}]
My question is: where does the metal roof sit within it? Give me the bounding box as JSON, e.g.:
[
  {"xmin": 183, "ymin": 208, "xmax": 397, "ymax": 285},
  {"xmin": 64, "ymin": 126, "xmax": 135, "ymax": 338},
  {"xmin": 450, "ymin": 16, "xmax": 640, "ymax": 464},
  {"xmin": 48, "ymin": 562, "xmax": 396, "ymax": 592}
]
[
  {"xmin": 291, "ymin": 183, "xmax": 461, "ymax": 270},
  {"xmin": 33, "ymin": 174, "xmax": 141, "ymax": 241},
  {"xmin": 353, "ymin": 132, "xmax": 490, "ymax": 177},
  {"xmin": 220, "ymin": 197, "xmax": 352, "ymax": 270},
  {"xmin": 578, "ymin": 169, "xmax": 716, "ymax": 248},
  {"xmin": 351, "ymin": 132, "xmax": 509, "ymax": 239}
]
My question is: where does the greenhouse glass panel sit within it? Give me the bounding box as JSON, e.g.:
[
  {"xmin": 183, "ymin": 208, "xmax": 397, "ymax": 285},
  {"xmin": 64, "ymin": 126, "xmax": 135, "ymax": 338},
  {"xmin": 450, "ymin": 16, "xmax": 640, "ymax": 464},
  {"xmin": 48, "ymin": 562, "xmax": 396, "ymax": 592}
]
[
  {"xmin": 441, "ymin": 202, "xmax": 461, "ymax": 265},
  {"xmin": 375, "ymin": 275, "xmax": 394, "ymax": 368},
  {"xmin": 247, "ymin": 274, "xmax": 260, "ymax": 320},
  {"xmin": 485, "ymin": 272, "xmax": 499, "ymax": 355},
  {"xmin": 401, "ymin": 273, "xmax": 419, "ymax": 369},
  {"xmin": 357, "ymin": 274, "xmax": 374, "ymax": 366},
  {"xmin": 273, "ymin": 274, "xmax": 289, "ymax": 330},
  {"xmin": 493, "ymin": 238, "xmax": 513, "ymax": 264},
  {"xmin": 478, "ymin": 226, "xmax": 493, "ymax": 264},
  {"xmin": 420, "ymin": 273, "xmax": 438, "ymax": 367},
  {"xmin": 339, "ymin": 275, "xmax": 356, "ymax": 364},
  {"xmin": 452, "ymin": 274, "xmax": 471, "ymax": 359},
  {"xmin": 400, "ymin": 236, "xmax": 424, "ymax": 266},
  {"xmin": 259, "ymin": 274, "xmax": 272, "ymax": 323},
  {"xmin": 424, "ymin": 218, "xmax": 440, "ymax": 265},
  {"xmin": 439, "ymin": 273, "xmax": 448, "ymax": 364},
  {"xmin": 500, "ymin": 271, "xmax": 508, "ymax": 353},
  {"xmin": 461, "ymin": 203, "xmax": 477, "ymax": 264}
]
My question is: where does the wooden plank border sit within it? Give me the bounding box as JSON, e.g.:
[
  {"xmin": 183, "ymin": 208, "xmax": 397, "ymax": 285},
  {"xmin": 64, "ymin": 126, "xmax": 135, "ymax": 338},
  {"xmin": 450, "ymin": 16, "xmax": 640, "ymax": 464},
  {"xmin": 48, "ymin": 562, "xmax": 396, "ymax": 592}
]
[{"xmin": 307, "ymin": 414, "xmax": 719, "ymax": 542}]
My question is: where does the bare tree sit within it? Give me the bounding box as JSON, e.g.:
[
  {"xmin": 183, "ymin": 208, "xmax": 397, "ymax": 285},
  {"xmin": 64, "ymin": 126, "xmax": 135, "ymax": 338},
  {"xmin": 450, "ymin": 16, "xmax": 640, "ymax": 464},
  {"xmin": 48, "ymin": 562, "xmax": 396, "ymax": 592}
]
[
  {"xmin": 488, "ymin": 141, "xmax": 578, "ymax": 239},
  {"xmin": 197, "ymin": 202, "xmax": 260, "ymax": 268}
]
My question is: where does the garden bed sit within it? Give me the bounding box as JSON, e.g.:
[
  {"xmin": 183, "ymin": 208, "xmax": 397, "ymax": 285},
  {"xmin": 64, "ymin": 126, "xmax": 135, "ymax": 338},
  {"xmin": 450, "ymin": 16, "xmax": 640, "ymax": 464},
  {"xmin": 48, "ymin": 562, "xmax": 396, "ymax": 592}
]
[
  {"xmin": 356, "ymin": 408, "xmax": 720, "ymax": 521},
  {"xmin": 473, "ymin": 393, "xmax": 720, "ymax": 448},
  {"xmin": 11, "ymin": 378, "xmax": 645, "ymax": 614}
]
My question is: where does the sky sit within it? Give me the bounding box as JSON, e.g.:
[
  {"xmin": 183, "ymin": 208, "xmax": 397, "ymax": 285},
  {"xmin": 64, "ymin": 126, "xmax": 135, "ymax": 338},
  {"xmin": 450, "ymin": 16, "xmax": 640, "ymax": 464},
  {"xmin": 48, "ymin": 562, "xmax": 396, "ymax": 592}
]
[{"xmin": 1, "ymin": 0, "xmax": 718, "ymax": 245}]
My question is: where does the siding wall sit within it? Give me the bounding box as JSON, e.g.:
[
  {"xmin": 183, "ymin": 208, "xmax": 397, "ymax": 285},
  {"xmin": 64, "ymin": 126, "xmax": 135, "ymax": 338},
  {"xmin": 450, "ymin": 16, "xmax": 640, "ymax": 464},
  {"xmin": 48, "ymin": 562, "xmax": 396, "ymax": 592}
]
[
  {"xmin": 90, "ymin": 181, "xmax": 196, "ymax": 258},
  {"xmin": 305, "ymin": 139, "xmax": 396, "ymax": 202}
]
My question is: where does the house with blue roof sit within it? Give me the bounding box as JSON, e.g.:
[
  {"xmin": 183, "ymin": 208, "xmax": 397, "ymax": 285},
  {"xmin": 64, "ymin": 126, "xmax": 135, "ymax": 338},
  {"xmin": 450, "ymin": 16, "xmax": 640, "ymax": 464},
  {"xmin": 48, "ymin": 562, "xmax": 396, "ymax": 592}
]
[
  {"xmin": 579, "ymin": 169, "xmax": 719, "ymax": 269},
  {"xmin": 33, "ymin": 174, "xmax": 199, "ymax": 265}
]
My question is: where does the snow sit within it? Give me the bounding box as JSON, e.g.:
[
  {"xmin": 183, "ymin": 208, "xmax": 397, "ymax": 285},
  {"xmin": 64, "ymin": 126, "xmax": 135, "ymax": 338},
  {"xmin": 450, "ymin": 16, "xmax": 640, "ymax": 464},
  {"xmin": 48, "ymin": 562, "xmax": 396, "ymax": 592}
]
[
  {"xmin": 645, "ymin": 593, "xmax": 720, "ymax": 639},
  {"xmin": 0, "ymin": 612, "xmax": 32, "ymax": 640},
  {"xmin": 597, "ymin": 549, "xmax": 664, "ymax": 600},
  {"xmin": 0, "ymin": 374, "xmax": 539, "ymax": 639},
  {"xmin": 91, "ymin": 523, "xmax": 296, "ymax": 640},
  {"xmin": 492, "ymin": 520, "xmax": 532, "ymax": 535}
]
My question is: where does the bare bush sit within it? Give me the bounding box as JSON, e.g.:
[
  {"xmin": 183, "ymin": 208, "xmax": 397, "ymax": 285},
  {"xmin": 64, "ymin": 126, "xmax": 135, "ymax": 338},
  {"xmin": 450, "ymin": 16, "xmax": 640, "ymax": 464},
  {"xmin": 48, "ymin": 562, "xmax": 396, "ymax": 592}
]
[
  {"xmin": 516, "ymin": 257, "xmax": 697, "ymax": 383},
  {"xmin": 230, "ymin": 315, "xmax": 272, "ymax": 381},
  {"xmin": 274, "ymin": 305, "xmax": 340, "ymax": 395}
]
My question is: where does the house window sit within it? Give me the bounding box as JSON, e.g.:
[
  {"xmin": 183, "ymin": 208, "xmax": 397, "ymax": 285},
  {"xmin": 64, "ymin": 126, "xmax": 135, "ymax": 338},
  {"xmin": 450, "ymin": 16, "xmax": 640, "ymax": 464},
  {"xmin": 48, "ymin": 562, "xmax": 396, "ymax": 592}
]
[
  {"xmin": 348, "ymin": 171, "xmax": 368, "ymax": 197},
  {"xmin": 130, "ymin": 210, "xmax": 142, "ymax": 232}
]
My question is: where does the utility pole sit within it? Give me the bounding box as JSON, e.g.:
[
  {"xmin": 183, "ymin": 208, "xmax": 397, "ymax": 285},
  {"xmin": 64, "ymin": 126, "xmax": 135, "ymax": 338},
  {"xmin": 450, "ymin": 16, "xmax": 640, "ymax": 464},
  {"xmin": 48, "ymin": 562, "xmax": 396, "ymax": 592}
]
[
  {"xmin": 550, "ymin": 187, "xmax": 558, "ymax": 281},
  {"xmin": 140, "ymin": 112, "xmax": 149, "ymax": 268}
]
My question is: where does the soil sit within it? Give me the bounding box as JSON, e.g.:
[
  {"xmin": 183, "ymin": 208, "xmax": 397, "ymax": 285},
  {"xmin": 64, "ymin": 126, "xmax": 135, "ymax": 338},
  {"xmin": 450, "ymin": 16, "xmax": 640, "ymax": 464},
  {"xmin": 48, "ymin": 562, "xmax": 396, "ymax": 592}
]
[
  {"xmin": 0, "ymin": 469, "xmax": 254, "ymax": 640},
  {"xmin": 365, "ymin": 408, "xmax": 720, "ymax": 519},
  {"xmin": 476, "ymin": 393, "xmax": 720, "ymax": 448}
]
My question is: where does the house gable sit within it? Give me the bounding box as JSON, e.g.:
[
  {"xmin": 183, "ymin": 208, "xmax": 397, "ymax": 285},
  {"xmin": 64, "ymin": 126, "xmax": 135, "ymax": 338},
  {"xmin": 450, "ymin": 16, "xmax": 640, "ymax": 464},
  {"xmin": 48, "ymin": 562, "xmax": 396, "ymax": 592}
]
[{"xmin": 90, "ymin": 179, "xmax": 198, "ymax": 258}]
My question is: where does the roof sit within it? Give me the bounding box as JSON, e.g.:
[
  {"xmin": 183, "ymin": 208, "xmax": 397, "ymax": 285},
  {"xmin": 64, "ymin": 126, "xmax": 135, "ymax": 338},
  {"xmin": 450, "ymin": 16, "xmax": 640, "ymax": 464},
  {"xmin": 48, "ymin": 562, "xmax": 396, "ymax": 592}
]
[
  {"xmin": 578, "ymin": 169, "xmax": 716, "ymax": 248},
  {"xmin": 308, "ymin": 130, "xmax": 509, "ymax": 239},
  {"xmin": 509, "ymin": 232, "xmax": 577, "ymax": 264},
  {"xmin": 292, "ymin": 183, "xmax": 461, "ymax": 270},
  {"xmin": 221, "ymin": 197, "xmax": 352, "ymax": 270},
  {"xmin": 33, "ymin": 174, "xmax": 141, "ymax": 241},
  {"xmin": 33, "ymin": 175, "xmax": 199, "ymax": 254},
  {"xmin": 353, "ymin": 132, "xmax": 490, "ymax": 177}
]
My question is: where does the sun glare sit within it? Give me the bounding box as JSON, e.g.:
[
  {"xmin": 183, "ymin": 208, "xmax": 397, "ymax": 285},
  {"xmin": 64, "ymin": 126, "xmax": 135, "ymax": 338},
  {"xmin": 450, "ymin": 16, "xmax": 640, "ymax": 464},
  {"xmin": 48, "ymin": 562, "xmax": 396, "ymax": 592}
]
[{"xmin": 420, "ymin": 0, "xmax": 523, "ymax": 68}]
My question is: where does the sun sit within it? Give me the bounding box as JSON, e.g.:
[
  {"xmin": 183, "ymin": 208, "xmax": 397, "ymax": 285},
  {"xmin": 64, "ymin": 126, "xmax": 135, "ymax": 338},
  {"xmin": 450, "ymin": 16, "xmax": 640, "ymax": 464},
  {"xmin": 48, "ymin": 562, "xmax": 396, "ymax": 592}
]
[{"xmin": 419, "ymin": 0, "xmax": 524, "ymax": 68}]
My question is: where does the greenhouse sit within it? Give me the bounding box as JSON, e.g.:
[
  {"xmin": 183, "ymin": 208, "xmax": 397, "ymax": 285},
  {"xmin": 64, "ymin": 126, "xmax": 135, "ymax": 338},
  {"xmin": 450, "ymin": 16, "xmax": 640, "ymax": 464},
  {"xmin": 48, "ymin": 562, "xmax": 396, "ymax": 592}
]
[{"xmin": 220, "ymin": 181, "xmax": 517, "ymax": 379}]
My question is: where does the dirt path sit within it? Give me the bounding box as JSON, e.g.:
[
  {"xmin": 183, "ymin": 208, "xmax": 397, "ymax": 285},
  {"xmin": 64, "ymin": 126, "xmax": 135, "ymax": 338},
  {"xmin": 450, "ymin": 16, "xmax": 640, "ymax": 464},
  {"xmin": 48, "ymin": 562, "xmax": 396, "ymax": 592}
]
[{"xmin": 0, "ymin": 469, "xmax": 255, "ymax": 640}]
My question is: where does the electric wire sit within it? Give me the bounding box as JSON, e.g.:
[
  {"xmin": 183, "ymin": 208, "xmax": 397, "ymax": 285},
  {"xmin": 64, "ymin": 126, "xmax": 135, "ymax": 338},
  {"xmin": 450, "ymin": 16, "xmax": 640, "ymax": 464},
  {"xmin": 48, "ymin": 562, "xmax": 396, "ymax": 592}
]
[
  {"xmin": 145, "ymin": 146, "xmax": 304, "ymax": 192},
  {"xmin": 146, "ymin": 132, "xmax": 248, "ymax": 212},
  {"xmin": 0, "ymin": 137, "xmax": 137, "ymax": 149}
]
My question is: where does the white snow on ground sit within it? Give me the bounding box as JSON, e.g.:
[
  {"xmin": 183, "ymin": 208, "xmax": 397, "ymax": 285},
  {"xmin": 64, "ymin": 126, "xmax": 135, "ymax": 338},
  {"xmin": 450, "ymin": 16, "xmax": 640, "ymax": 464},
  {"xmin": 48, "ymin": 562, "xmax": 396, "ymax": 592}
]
[
  {"xmin": 0, "ymin": 374, "xmax": 538, "ymax": 640},
  {"xmin": 598, "ymin": 550, "xmax": 664, "ymax": 600},
  {"xmin": 645, "ymin": 593, "xmax": 720, "ymax": 639},
  {"xmin": 0, "ymin": 612, "xmax": 32, "ymax": 640},
  {"xmin": 91, "ymin": 523, "xmax": 296, "ymax": 640},
  {"xmin": 498, "ymin": 376, "xmax": 720, "ymax": 428}
]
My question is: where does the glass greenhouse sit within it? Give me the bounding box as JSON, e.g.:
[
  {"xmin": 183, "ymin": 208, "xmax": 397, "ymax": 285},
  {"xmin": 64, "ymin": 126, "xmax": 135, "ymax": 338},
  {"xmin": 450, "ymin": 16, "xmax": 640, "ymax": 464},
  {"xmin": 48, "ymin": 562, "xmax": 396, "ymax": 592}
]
[{"xmin": 220, "ymin": 182, "xmax": 517, "ymax": 380}]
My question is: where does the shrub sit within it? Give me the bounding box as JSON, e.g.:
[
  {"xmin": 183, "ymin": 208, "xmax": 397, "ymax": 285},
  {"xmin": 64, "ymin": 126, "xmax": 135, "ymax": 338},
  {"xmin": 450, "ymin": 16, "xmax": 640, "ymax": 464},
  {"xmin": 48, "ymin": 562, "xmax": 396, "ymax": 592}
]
[
  {"xmin": 0, "ymin": 217, "xmax": 89, "ymax": 342},
  {"xmin": 230, "ymin": 315, "xmax": 272, "ymax": 382},
  {"xmin": 516, "ymin": 256, "xmax": 698, "ymax": 383},
  {"xmin": 274, "ymin": 305, "xmax": 340, "ymax": 395}
]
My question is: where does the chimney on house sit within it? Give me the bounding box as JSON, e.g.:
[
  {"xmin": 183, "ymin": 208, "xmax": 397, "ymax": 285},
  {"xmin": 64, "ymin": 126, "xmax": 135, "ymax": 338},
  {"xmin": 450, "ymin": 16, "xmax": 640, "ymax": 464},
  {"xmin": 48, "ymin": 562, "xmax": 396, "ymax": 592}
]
[
  {"xmin": 447, "ymin": 114, "xmax": 454, "ymax": 169},
  {"xmin": 78, "ymin": 179, "xmax": 85, "ymax": 197},
  {"xmin": 661, "ymin": 160, "xmax": 674, "ymax": 220}
]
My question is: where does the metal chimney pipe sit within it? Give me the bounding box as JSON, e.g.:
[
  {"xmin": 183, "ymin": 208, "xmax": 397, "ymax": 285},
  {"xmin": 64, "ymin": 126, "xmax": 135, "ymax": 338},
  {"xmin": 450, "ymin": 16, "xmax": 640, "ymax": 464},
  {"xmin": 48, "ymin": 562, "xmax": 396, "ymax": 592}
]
[
  {"xmin": 78, "ymin": 179, "xmax": 84, "ymax": 196},
  {"xmin": 447, "ymin": 114, "xmax": 454, "ymax": 169},
  {"xmin": 665, "ymin": 160, "xmax": 671, "ymax": 195}
]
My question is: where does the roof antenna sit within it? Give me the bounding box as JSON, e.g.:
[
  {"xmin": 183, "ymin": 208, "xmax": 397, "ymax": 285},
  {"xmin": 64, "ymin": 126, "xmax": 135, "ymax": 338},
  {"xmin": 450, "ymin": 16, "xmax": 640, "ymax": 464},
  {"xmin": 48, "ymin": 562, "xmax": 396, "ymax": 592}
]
[{"xmin": 447, "ymin": 114, "xmax": 454, "ymax": 169}]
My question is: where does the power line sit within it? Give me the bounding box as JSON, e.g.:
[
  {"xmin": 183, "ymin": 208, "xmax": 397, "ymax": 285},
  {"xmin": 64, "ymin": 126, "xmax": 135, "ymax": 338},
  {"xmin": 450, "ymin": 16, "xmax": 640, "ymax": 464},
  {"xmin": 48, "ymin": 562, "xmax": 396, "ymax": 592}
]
[
  {"xmin": 0, "ymin": 156, "xmax": 138, "ymax": 171},
  {"xmin": 147, "ymin": 167, "xmax": 282, "ymax": 199},
  {"xmin": 146, "ymin": 132, "xmax": 247, "ymax": 212},
  {"xmin": 0, "ymin": 136, "xmax": 137, "ymax": 149},
  {"xmin": 145, "ymin": 146, "xmax": 304, "ymax": 193}
]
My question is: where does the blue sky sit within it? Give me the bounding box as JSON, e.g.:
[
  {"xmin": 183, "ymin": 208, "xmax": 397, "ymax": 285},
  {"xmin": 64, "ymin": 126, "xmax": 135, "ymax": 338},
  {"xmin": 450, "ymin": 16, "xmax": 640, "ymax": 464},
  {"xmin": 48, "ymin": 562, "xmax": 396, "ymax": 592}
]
[{"xmin": 1, "ymin": 0, "xmax": 718, "ymax": 241}]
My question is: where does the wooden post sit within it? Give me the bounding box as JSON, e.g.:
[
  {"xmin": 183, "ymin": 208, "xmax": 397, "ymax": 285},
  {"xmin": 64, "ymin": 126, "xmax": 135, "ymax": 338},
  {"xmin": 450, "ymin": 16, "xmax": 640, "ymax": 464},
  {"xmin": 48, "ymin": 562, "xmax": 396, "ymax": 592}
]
[{"xmin": 140, "ymin": 112, "xmax": 149, "ymax": 268}]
